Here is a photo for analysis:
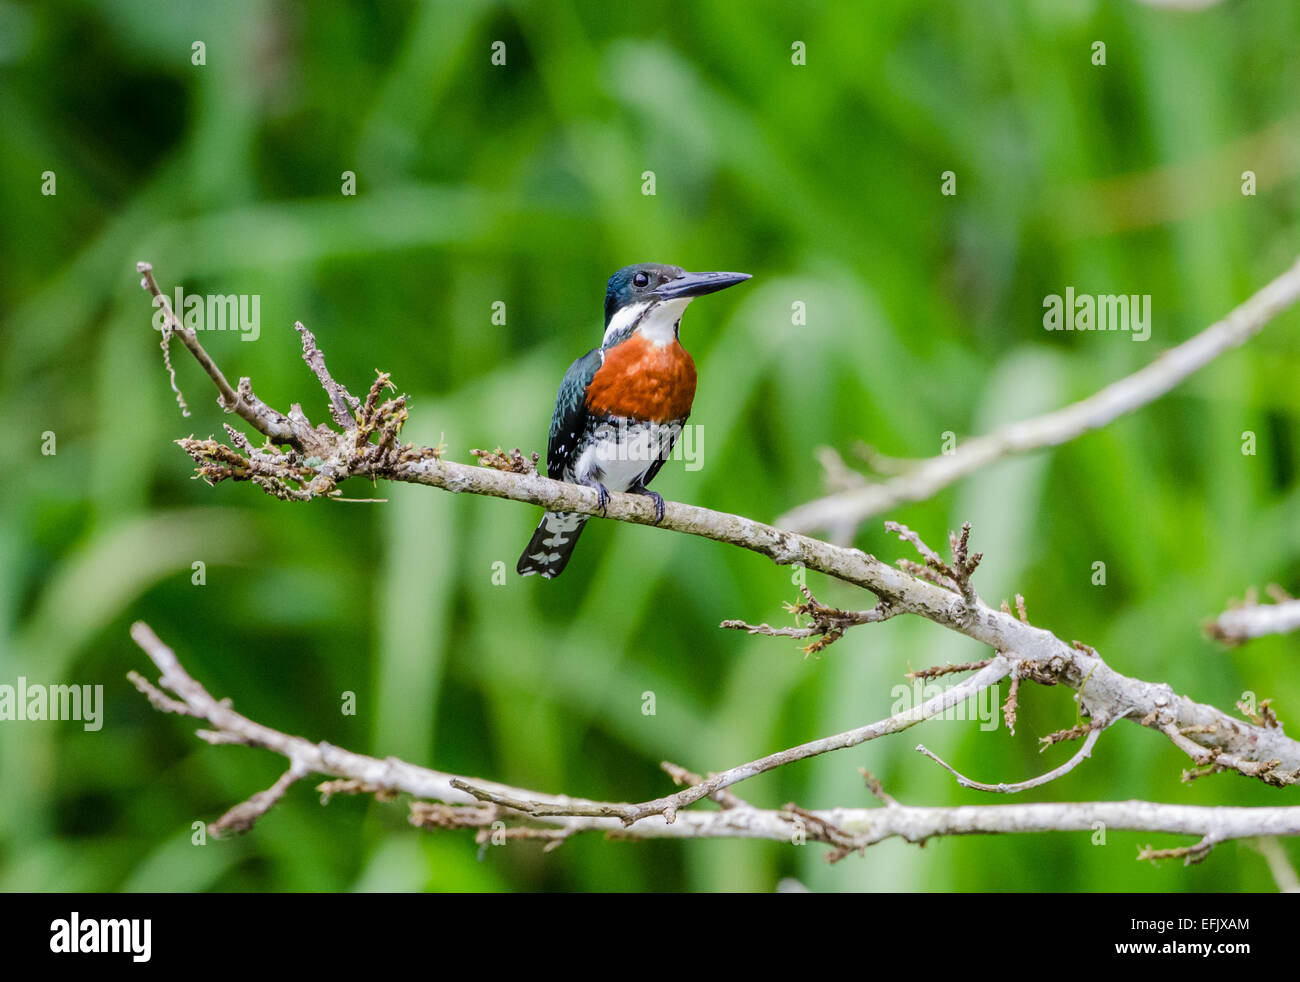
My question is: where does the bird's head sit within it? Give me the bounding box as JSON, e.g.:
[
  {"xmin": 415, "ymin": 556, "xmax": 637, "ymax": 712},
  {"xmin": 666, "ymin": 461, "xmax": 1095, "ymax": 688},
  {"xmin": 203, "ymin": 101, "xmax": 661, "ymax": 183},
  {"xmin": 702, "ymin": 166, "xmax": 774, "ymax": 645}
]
[{"xmin": 602, "ymin": 263, "xmax": 750, "ymax": 348}]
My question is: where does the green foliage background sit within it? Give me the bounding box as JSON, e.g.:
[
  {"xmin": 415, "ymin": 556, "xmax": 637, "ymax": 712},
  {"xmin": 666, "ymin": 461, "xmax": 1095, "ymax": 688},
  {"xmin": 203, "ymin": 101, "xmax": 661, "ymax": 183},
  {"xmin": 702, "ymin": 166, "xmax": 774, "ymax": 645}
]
[{"xmin": 2, "ymin": 0, "xmax": 1298, "ymax": 892}]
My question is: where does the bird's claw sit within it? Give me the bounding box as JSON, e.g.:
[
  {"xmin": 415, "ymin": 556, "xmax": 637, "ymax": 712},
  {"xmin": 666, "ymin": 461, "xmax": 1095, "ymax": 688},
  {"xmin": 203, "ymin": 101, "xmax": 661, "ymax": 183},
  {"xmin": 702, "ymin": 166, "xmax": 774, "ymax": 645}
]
[{"xmin": 631, "ymin": 485, "xmax": 665, "ymax": 524}]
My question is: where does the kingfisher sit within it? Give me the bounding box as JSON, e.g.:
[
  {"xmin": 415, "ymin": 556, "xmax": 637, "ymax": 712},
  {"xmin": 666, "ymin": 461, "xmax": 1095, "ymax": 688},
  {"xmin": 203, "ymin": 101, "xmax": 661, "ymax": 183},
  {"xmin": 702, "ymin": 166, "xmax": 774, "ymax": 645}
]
[{"xmin": 516, "ymin": 263, "xmax": 751, "ymax": 578}]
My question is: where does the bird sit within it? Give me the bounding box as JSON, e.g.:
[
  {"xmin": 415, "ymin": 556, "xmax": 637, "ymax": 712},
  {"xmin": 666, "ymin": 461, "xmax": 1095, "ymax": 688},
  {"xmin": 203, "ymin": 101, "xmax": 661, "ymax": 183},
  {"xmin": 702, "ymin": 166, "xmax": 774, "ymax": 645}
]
[{"xmin": 516, "ymin": 262, "xmax": 751, "ymax": 578}]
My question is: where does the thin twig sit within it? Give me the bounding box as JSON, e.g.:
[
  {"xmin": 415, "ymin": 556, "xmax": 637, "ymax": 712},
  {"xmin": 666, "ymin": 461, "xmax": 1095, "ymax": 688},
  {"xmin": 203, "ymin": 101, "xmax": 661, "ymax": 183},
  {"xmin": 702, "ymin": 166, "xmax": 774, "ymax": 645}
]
[
  {"xmin": 721, "ymin": 588, "xmax": 897, "ymax": 656},
  {"xmin": 1206, "ymin": 592, "xmax": 1300, "ymax": 645},
  {"xmin": 778, "ymin": 255, "xmax": 1300, "ymax": 534},
  {"xmin": 295, "ymin": 320, "xmax": 360, "ymax": 431},
  {"xmin": 916, "ymin": 719, "xmax": 1115, "ymax": 794}
]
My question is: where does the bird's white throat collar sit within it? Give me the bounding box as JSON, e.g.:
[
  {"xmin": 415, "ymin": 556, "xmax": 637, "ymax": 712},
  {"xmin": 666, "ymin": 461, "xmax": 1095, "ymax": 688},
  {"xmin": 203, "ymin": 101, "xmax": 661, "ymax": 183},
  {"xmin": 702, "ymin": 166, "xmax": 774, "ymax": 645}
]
[{"xmin": 602, "ymin": 298, "xmax": 692, "ymax": 349}]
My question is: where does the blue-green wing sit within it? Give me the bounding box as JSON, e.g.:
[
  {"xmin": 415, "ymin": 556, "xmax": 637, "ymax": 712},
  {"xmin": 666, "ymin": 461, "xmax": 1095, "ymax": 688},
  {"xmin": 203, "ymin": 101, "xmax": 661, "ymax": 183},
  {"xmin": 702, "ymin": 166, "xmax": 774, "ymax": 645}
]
[{"xmin": 547, "ymin": 347, "xmax": 601, "ymax": 478}]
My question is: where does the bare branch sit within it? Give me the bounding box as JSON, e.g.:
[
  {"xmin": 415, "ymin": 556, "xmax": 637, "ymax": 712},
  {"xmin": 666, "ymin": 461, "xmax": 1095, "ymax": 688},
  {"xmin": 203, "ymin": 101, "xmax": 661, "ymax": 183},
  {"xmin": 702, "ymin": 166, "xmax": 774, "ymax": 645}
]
[
  {"xmin": 1206, "ymin": 590, "xmax": 1300, "ymax": 646},
  {"xmin": 916, "ymin": 718, "xmax": 1115, "ymax": 794},
  {"xmin": 210, "ymin": 764, "xmax": 308, "ymax": 836},
  {"xmin": 453, "ymin": 656, "xmax": 1012, "ymax": 825},
  {"xmin": 661, "ymin": 761, "xmax": 750, "ymax": 810},
  {"xmin": 609, "ymin": 656, "xmax": 1012, "ymax": 823},
  {"xmin": 295, "ymin": 320, "xmax": 360, "ymax": 430},
  {"xmin": 1040, "ymin": 723, "xmax": 1092, "ymax": 749},
  {"xmin": 1002, "ymin": 673, "xmax": 1024, "ymax": 734},
  {"xmin": 858, "ymin": 769, "xmax": 898, "ymax": 807},
  {"xmin": 905, "ymin": 658, "xmax": 993, "ymax": 680},
  {"xmin": 126, "ymin": 668, "xmax": 198, "ymax": 717},
  {"xmin": 129, "ymin": 622, "xmax": 1300, "ymax": 858},
  {"xmin": 749, "ymin": 519, "xmax": 1300, "ymax": 786},
  {"xmin": 138, "ymin": 262, "xmax": 240, "ymax": 415},
  {"xmin": 721, "ymin": 587, "xmax": 897, "ymax": 656},
  {"xmin": 1137, "ymin": 838, "xmax": 1218, "ymax": 866},
  {"xmin": 777, "ymin": 255, "xmax": 1300, "ymax": 535},
  {"xmin": 470, "ymin": 446, "xmax": 540, "ymax": 475}
]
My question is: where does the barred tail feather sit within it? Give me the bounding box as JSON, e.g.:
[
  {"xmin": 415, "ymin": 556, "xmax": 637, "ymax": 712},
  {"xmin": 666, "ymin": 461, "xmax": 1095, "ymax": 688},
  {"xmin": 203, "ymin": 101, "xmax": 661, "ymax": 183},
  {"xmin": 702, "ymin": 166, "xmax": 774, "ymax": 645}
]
[{"xmin": 516, "ymin": 511, "xmax": 590, "ymax": 578}]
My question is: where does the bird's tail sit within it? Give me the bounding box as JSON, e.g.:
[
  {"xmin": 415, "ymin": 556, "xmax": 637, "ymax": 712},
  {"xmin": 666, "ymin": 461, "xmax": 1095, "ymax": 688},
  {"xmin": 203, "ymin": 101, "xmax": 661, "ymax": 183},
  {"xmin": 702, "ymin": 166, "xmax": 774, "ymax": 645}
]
[{"xmin": 516, "ymin": 511, "xmax": 590, "ymax": 578}]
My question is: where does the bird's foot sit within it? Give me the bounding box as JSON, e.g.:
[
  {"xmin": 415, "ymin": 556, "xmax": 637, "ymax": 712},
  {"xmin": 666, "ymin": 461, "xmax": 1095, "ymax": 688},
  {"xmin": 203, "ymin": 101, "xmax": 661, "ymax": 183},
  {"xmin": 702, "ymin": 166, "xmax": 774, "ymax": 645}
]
[
  {"xmin": 630, "ymin": 484, "xmax": 665, "ymax": 524},
  {"xmin": 588, "ymin": 482, "xmax": 610, "ymax": 517}
]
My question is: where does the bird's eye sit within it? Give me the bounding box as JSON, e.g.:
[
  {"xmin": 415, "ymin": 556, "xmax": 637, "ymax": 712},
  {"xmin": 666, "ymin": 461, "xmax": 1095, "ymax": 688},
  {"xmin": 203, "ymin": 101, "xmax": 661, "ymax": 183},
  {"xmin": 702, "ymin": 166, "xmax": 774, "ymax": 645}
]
[{"xmin": 633, "ymin": 272, "xmax": 649, "ymax": 288}]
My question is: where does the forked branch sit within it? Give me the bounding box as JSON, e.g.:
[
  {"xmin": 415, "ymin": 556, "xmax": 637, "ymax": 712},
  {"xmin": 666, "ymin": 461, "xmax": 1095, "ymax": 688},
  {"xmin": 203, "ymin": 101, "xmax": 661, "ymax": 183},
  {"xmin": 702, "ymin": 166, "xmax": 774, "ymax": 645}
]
[{"xmin": 129, "ymin": 622, "xmax": 1300, "ymax": 863}]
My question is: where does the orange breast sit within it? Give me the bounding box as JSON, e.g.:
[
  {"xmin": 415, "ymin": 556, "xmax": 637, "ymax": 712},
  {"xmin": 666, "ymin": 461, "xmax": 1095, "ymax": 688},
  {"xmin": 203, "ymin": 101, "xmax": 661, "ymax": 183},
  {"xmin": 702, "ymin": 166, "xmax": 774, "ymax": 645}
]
[{"xmin": 586, "ymin": 333, "xmax": 697, "ymax": 423}]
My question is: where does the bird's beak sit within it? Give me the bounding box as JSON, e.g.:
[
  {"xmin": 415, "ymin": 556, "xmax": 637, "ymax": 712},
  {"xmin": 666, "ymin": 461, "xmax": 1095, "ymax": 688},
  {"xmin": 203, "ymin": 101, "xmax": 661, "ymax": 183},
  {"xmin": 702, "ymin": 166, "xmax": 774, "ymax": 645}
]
[{"xmin": 653, "ymin": 270, "xmax": 752, "ymax": 301}]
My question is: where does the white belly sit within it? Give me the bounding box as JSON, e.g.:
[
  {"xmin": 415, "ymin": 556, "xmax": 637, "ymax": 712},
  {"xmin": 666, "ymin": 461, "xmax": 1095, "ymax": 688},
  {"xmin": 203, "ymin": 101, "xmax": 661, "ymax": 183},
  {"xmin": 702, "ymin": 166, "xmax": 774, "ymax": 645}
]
[{"xmin": 574, "ymin": 418, "xmax": 682, "ymax": 491}]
